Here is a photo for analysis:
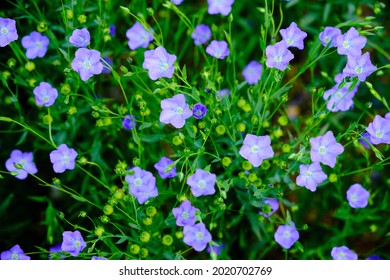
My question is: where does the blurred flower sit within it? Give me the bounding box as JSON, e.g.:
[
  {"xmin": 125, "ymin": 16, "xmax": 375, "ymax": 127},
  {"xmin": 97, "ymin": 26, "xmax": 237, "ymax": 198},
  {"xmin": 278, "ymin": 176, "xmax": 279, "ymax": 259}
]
[
  {"xmin": 0, "ymin": 17, "xmax": 18, "ymax": 47},
  {"xmin": 69, "ymin": 28, "xmax": 90, "ymax": 47},
  {"xmin": 319, "ymin": 26, "xmax": 342, "ymax": 47},
  {"xmin": 192, "ymin": 103, "xmax": 207, "ymax": 119},
  {"xmin": 279, "ymin": 22, "xmax": 307, "ymax": 50},
  {"xmin": 359, "ymin": 132, "xmax": 373, "ymax": 149},
  {"xmin": 159, "ymin": 94, "xmax": 192, "ymax": 128},
  {"xmin": 122, "ymin": 114, "xmax": 136, "ymax": 130},
  {"xmin": 207, "ymin": 0, "xmax": 234, "ymax": 16},
  {"xmin": 172, "ymin": 0, "xmax": 184, "ymax": 5},
  {"xmin": 109, "ymin": 24, "xmax": 116, "ymax": 37},
  {"xmin": 259, "ymin": 198, "xmax": 279, "ymax": 218},
  {"xmin": 242, "ymin": 60, "xmax": 262, "ymax": 85},
  {"xmin": 310, "ymin": 131, "xmax": 344, "ymax": 168},
  {"xmin": 366, "ymin": 115, "xmax": 390, "ymax": 144},
  {"xmin": 207, "ymin": 242, "xmax": 225, "ymax": 256},
  {"xmin": 239, "ymin": 134, "xmax": 274, "ymax": 167},
  {"xmin": 366, "ymin": 255, "xmax": 383, "ymax": 260},
  {"xmin": 91, "ymin": 256, "xmax": 107, "ymax": 260},
  {"xmin": 343, "ymin": 53, "xmax": 377, "ymax": 82},
  {"xmin": 1, "ymin": 244, "xmax": 30, "ymax": 260},
  {"xmin": 172, "ymin": 200, "xmax": 198, "ymax": 226},
  {"xmin": 154, "ymin": 156, "xmax": 177, "ymax": 179},
  {"xmin": 126, "ymin": 22, "xmax": 153, "ymax": 50},
  {"xmin": 347, "ymin": 184, "xmax": 370, "ymax": 208},
  {"xmin": 216, "ymin": 89, "xmax": 231, "ymax": 99},
  {"xmin": 21, "ymin": 31, "xmax": 50, "ymax": 59},
  {"xmin": 331, "ymin": 246, "xmax": 358, "ymax": 260},
  {"xmin": 191, "ymin": 24, "xmax": 211, "ymax": 46},
  {"xmin": 5, "ymin": 150, "xmax": 38, "ymax": 180},
  {"xmin": 206, "ymin": 40, "xmax": 229, "ymax": 59},
  {"xmin": 49, "ymin": 243, "xmax": 66, "ymax": 260},
  {"xmin": 142, "ymin": 46, "xmax": 176, "ymax": 80},
  {"xmin": 61, "ymin": 230, "xmax": 86, "ymax": 257},
  {"xmin": 274, "ymin": 222, "xmax": 299, "ymax": 249},
  {"xmin": 49, "ymin": 144, "xmax": 78, "ymax": 173},
  {"xmin": 265, "ymin": 41, "xmax": 294, "ymax": 71},
  {"xmin": 71, "ymin": 48, "xmax": 103, "ymax": 81},
  {"xmin": 125, "ymin": 167, "xmax": 158, "ymax": 204},
  {"xmin": 101, "ymin": 56, "xmax": 113, "ymax": 74},
  {"xmin": 183, "ymin": 223, "xmax": 212, "ymax": 252},
  {"xmin": 296, "ymin": 162, "xmax": 327, "ymax": 192},
  {"xmin": 337, "ymin": 27, "xmax": 366, "ymax": 56},
  {"xmin": 33, "ymin": 82, "xmax": 58, "ymax": 107},
  {"xmin": 187, "ymin": 169, "xmax": 216, "ymax": 197}
]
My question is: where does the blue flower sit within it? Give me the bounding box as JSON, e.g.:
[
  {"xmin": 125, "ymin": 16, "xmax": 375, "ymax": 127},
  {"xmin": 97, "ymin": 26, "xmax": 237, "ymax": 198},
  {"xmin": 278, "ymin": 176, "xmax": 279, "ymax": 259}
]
[
  {"xmin": 126, "ymin": 22, "xmax": 153, "ymax": 50},
  {"xmin": 186, "ymin": 169, "xmax": 216, "ymax": 197},
  {"xmin": 61, "ymin": 230, "xmax": 87, "ymax": 257},
  {"xmin": 172, "ymin": 200, "xmax": 198, "ymax": 226},
  {"xmin": 242, "ymin": 61, "xmax": 263, "ymax": 85},
  {"xmin": 206, "ymin": 40, "xmax": 229, "ymax": 59},
  {"xmin": 274, "ymin": 222, "xmax": 299, "ymax": 249},
  {"xmin": 0, "ymin": 17, "xmax": 18, "ymax": 47},
  {"xmin": 142, "ymin": 46, "xmax": 177, "ymax": 80},
  {"xmin": 1, "ymin": 244, "xmax": 30, "ymax": 260},
  {"xmin": 125, "ymin": 167, "xmax": 158, "ymax": 204},
  {"xmin": 154, "ymin": 156, "xmax": 177, "ymax": 179},
  {"xmin": 71, "ymin": 48, "xmax": 103, "ymax": 81},
  {"xmin": 331, "ymin": 246, "xmax": 358, "ymax": 260},
  {"xmin": 192, "ymin": 103, "xmax": 207, "ymax": 119},
  {"xmin": 49, "ymin": 144, "xmax": 78, "ymax": 173},
  {"xmin": 33, "ymin": 82, "xmax": 58, "ymax": 107},
  {"xmin": 5, "ymin": 150, "xmax": 38, "ymax": 180},
  {"xmin": 183, "ymin": 223, "xmax": 212, "ymax": 252},
  {"xmin": 21, "ymin": 31, "xmax": 50, "ymax": 59},
  {"xmin": 122, "ymin": 114, "xmax": 136, "ymax": 130},
  {"xmin": 69, "ymin": 28, "xmax": 90, "ymax": 47},
  {"xmin": 191, "ymin": 24, "xmax": 211, "ymax": 46}
]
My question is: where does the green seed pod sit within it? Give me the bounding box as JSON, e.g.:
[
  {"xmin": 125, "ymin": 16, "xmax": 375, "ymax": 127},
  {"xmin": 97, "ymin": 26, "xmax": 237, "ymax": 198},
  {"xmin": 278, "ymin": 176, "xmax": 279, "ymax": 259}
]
[
  {"xmin": 139, "ymin": 231, "xmax": 151, "ymax": 243},
  {"xmin": 162, "ymin": 235, "xmax": 173, "ymax": 246}
]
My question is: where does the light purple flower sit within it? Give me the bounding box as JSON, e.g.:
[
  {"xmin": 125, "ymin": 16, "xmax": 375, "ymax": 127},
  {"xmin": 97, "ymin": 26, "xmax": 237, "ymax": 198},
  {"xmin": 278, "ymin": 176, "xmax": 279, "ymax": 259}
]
[
  {"xmin": 109, "ymin": 25, "xmax": 116, "ymax": 37},
  {"xmin": 191, "ymin": 24, "xmax": 211, "ymax": 46},
  {"xmin": 5, "ymin": 150, "xmax": 38, "ymax": 180},
  {"xmin": 274, "ymin": 222, "xmax": 299, "ymax": 249},
  {"xmin": 142, "ymin": 46, "xmax": 177, "ymax": 80},
  {"xmin": 331, "ymin": 246, "xmax": 358, "ymax": 260},
  {"xmin": 21, "ymin": 31, "xmax": 50, "ymax": 59},
  {"xmin": 366, "ymin": 115, "xmax": 390, "ymax": 145},
  {"xmin": 61, "ymin": 230, "xmax": 86, "ymax": 257},
  {"xmin": 71, "ymin": 48, "xmax": 103, "ymax": 81},
  {"xmin": 323, "ymin": 86, "xmax": 356, "ymax": 112},
  {"xmin": 337, "ymin": 27, "xmax": 366, "ymax": 56},
  {"xmin": 126, "ymin": 22, "xmax": 153, "ymax": 50},
  {"xmin": 216, "ymin": 89, "xmax": 231, "ymax": 99},
  {"xmin": 187, "ymin": 169, "xmax": 216, "ymax": 197},
  {"xmin": 192, "ymin": 103, "xmax": 207, "ymax": 119},
  {"xmin": 239, "ymin": 134, "xmax": 274, "ymax": 167},
  {"xmin": 296, "ymin": 162, "xmax": 327, "ymax": 192},
  {"xmin": 125, "ymin": 167, "xmax": 158, "ymax": 204},
  {"xmin": 172, "ymin": 0, "xmax": 184, "ymax": 5},
  {"xmin": 346, "ymin": 184, "xmax": 370, "ymax": 208},
  {"xmin": 265, "ymin": 41, "xmax": 294, "ymax": 71},
  {"xmin": 91, "ymin": 256, "xmax": 107, "ymax": 260},
  {"xmin": 183, "ymin": 223, "xmax": 212, "ymax": 252},
  {"xmin": 0, "ymin": 17, "xmax": 18, "ymax": 47},
  {"xmin": 101, "ymin": 56, "xmax": 113, "ymax": 74},
  {"xmin": 242, "ymin": 61, "xmax": 263, "ymax": 85},
  {"xmin": 122, "ymin": 114, "xmax": 136, "ymax": 130},
  {"xmin": 280, "ymin": 22, "xmax": 307, "ymax": 50},
  {"xmin": 207, "ymin": 0, "xmax": 234, "ymax": 16},
  {"xmin": 319, "ymin": 27, "xmax": 342, "ymax": 48},
  {"xmin": 154, "ymin": 156, "xmax": 177, "ymax": 179},
  {"xmin": 69, "ymin": 28, "xmax": 90, "ymax": 47},
  {"xmin": 343, "ymin": 53, "xmax": 377, "ymax": 82},
  {"xmin": 49, "ymin": 243, "xmax": 66, "ymax": 260},
  {"xmin": 310, "ymin": 131, "xmax": 344, "ymax": 168},
  {"xmin": 359, "ymin": 132, "xmax": 372, "ymax": 149},
  {"xmin": 33, "ymin": 82, "xmax": 58, "ymax": 107},
  {"xmin": 49, "ymin": 144, "xmax": 78, "ymax": 173},
  {"xmin": 207, "ymin": 242, "xmax": 225, "ymax": 256},
  {"xmin": 159, "ymin": 94, "xmax": 192, "ymax": 128},
  {"xmin": 385, "ymin": 113, "xmax": 390, "ymax": 120},
  {"xmin": 259, "ymin": 198, "xmax": 279, "ymax": 218},
  {"xmin": 172, "ymin": 200, "xmax": 198, "ymax": 226},
  {"xmin": 206, "ymin": 40, "xmax": 229, "ymax": 59},
  {"xmin": 1, "ymin": 244, "xmax": 30, "ymax": 260}
]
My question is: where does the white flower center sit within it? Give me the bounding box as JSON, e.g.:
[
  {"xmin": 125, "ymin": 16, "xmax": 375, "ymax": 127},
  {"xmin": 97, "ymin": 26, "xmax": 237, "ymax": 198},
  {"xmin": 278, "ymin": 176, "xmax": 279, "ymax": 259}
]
[
  {"xmin": 181, "ymin": 211, "xmax": 189, "ymax": 219},
  {"xmin": 162, "ymin": 63, "xmax": 169, "ymax": 70},
  {"xmin": 286, "ymin": 39, "xmax": 293, "ymax": 45},
  {"xmin": 83, "ymin": 61, "xmax": 91, "ymax": 69},
  {"xmin": 174, "ymin": 107, "xmax": 183, "ymax": 115},
  {"xmin": 43, "ymin": 95, "xmax": 50, "ymax": 102},
  {"xmin": 338, "ymin": 252, "xmax": 345, "ymax": 258},
  {"xmin": 36, "ymin": 41, "xmax": 42, "ymax": 48},
  {"xmin": 375, "ymin": 130, "xmax": 383, "ymax": 139},
  {"xmin": 319, "ymin": 146, "xmax": 326, "ymax": 155},
  {"xmin": 350, "ymin": 195, "xmax": 356, "ymax": 202},
  {"xmin": 197, "ymin": 180, "xmax": 206, "ymax": 189},
  {"xmin": 63, "ymin": 155, "xmax": 69, "ymax": 163},
  {"xmin": 195, "ymin": 232, "xmax": 204, "ymax": 240},
  {"xmin": 251, "ymin": 145, "xmax": 260, "ymax": 153},
  {"xmin": 275, "ymin": 55, "xmax": 282, "ymax": 63},
  {"xmin": 1, "ymin": 27, "xmax": 8, "ymax": 35},
  {"xmin": 355, "ymin": 66, "xmax": 363, "ymax": 74},
  {"xmin": 134, "ymin": 177, "xmax": 143, "ymax": 187},
  {"xmin": 75, "ymin": 241, "xmax": 81, "ymax": 248},
  {"xmin": 11, "ymin": 253, "xmax": 19, "ymax": 260},
  {"xmin": 343, "ymin": 41, "xmax": 350, "ymax": 48},
  {"xmin": 324, "ymin": 36, "xmax": 330, "ymax": 43},
  {"xmin": 283, "ymin": 231, "xmax": 291, "ymax": 238},
  {"xmin": 305, "ymin": 171, "xmax": 312, "ymax": 178}
]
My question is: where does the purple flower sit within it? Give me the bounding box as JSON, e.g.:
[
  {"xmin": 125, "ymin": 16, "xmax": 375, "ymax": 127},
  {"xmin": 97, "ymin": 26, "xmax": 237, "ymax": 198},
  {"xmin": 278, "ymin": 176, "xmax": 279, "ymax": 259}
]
[
  {"xmin": 296, "ymin": 162, "xmax": 327, "ymax": 192},
  {"xmin": 366, "ymin": 255, "xmax": 383, "ymax": 260},
  {"xmin": 159, "ymin": 94, "xmax": 192, "ymax": 128},
  {"xmin": 323, "ymin": 86, "xmax": 355, "ymax": 112},
  {"xmin": 109, "ymin": 25, "xmax": 116, "ymax": 37},
  {"xmin": 0, "ymin": 17, "xmax": 18, "ymax": 47},
  {"xmin": 239, "ymin": 134, "xmax": 274, "ymax": 167},
  {"xmin": 242, "ymin": 61, "xmax": 262, "ymax": 85},
  {"xmin": 366, "ymin": 115, "xmax": 390, "ymax": 145},
  {"xmin": 71, "ymin": 48, "xmax": 103, "ymax": 81},
  {"xmin": 274, "ymin": 222, "xmax": 299, "ymax": 249},
  {"xmin": 172, "ymin": 0, "xmax": 184, "ymax": 5},
  {"xmin": 142, "ymin": 46, "xmax": 176, "ymax": 80},
  {"xmin": 49, "ymin": 144, "xmax": 78, "ymax": 173},
  {"xmin": 187, "ymin": 169, "xmax": 216, "ymax": 197},
  {"xmin": 191, "ymin": 24, "xmax": 212, "ymax": 46},
  {"xmin": 192, "ymin": 103, "xmax": 207, "ymax": 119},
  {"xmin": 21, "ymin": 31, "xmax": 50, "ymax": 59},
  {"xmin": 172, "ymin": 200, "xmax": 198, "ymax": 226},
  {"xmin": 69, "ymin": 28, "xmax": 90, "ymax": 47},
  {"xmin": 359, "ymin": 132, "xmax": 372, "ymax": 149},
  {"xmin": 346, "ymin": 184, "xmax": 370, "ymax": 208},
  {"xmin": 337, "ymin": 27, "xmax": 366, "ymax": 56},
  {"xmin": 61, "ymin": 230, "xmax": 86, "ymax": 257},
  {"xmin": 206, "ymin": 40, "xmax": 229, "ymax": 59},
  {"xmin": 91, "ymin": 256, "xmax": 108, "ymax": 260},
  {"xmin": 5, "ymin": 150, "xmax": 38, "ymax": 180},
  {"xmin": 259, "ymin": 198, "xmax": 279, "ymax": 218},
  {"xmin": 216, "ymin": 89, "xmax": 231, "ymax": 99},
  {"xmin": 342, "ymin": 53, "xmax": 377, "ymax": 82},
  {"xmin": 385, "ymin": 112, "xmax": 390, "ymax": 120},
  {"xmin": 207, "ymin": 242, "xmax": 225, "ymax": 256},
  {"xmin": 122, "ymin": 114, "xmax": 136, "ymax": 130},
  {"xmin": 207, "ymin": 0, "xmax": 234, "ymax": 16},
  {"xmin": 49, "ymin": 243, "xmax": 66, "ymax": 260},
  {"xmin": 183, "ymin": 223, "xmax": 212, "ymax": 252},
  {"xmin": 280, "ymin": 22, "xmax": 307, "ymax": 50},
  {"xmin": 154, "ymin": 156, "xmax": 177, "ymax": 179},
  {"xmin": 126, "ymin": 22, "xmax": 153, "ymax": 50},
  {"xmin": 125, "ymin": 166, "xmax": 158, "ymax": 204},
  {"xmin": 101, "ymin": 56, "xmax": 113, "ymax": 74},
  {"xmin": 319, "ymin": 27, "xmax": 342, "ymax": 47},
  {"xmin": 265, "ymin": 41, "xmax": 294, "ymax": 71},
  {"xmin": 33, "ymin": 82, "xmax": 58, "ymax": 107},
  {"xmin": 1, "ymin": 244, "xmax": 30, "ymax": 260},
  {"xmin": 331, "ymin": 246, "xmax": 358, "ymax": 260},
  {"xmin": 310, "ymin": 131, "xmax": 344, "ymax": 168}
]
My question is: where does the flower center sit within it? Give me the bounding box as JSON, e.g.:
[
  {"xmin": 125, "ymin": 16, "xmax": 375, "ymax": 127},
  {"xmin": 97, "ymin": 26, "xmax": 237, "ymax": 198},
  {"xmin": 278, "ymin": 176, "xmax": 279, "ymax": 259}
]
[
  {"xmin": 134, "ymin": 177, "xmax": 143, "ymax": 187},
  {"xmin": 195, "ymin": 232, "xmax": 204, "ymax": 240},
  {"xmin": 11, "ymin": 253, "xmax": 19, "ymax": 260},
  {"xmin": 36, "ymin": 41, "xmax": 42, "ymax": 48},
  {"xmin": 43, "ymin": 95, "xmax": 50, "ymax": 102},
  {"xmin": 305, "ymin": 171, "xmax": 312, "ymax": 178},
  {"xmin": 275, "ymin": 55, "xmax": 282, "ymax": 63},
  {"xmin": 75, "ymin": 241, "xmax": 81, "ymax": 248},
  {"xmin": 197, "ymin": 180, "xmax": 206, "ymax": 189},
  {"xmin": 375, "ymin": 130, "xmax": 383, "ymax": 139},
  {"xmin": 343, "ymin": 41, "xmax": 350, "ymax": 48},
  {"xmin": 83, "ymin": 61, "xmax": 91, "ymax": 69},
  {"xmin": 283, "ymin": 231, "xmax": 291, "ymax": 238},
  {"xmin": 319, "ymin": 146, "xmax": 326, "ymax": 155},
  {"xmin": 286, "ymin": 39, "xmax": 293, "ymax": 45},
  {"xmin": 195, "ymin": 109, "xmax": 203, "ymax": 117},
  {"xmin": 162, "ymin": 63, "xmax": 169, "ymax": 70},
  {"xmin": 355, "ymin": 66, "xmax": 363, "ymax": 74},
  {"xmin": 174, "ymin": 107, "xmax": 183, "ymax": 115},
  {"xmin": 324, "ymin": 36, "xmax": 330, "ymax": 43},
  {"xmin": 181, "ymin": 211, "xmax": 189, "ymax": 219},
  {"xmin": 1, "ymin": 27, "xmax": 8, "ymax": 35},
  {"xmin": 338, "ymin": 252, "xmax": 345, "ymax": 259},
  {"xmin": 350, "ymin": 195, "xmax": 356, "ymax": 202},
  {"xmin": 63, "ymin": 155, "xmax": 69, "ymax": 163},
  {"xmin": 18, "ymin": 160, "xmax": 26, "ymax": 168},
  {"xmin": 251, "ymin": 145, "xmax": 260, "ymax": 153}
]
